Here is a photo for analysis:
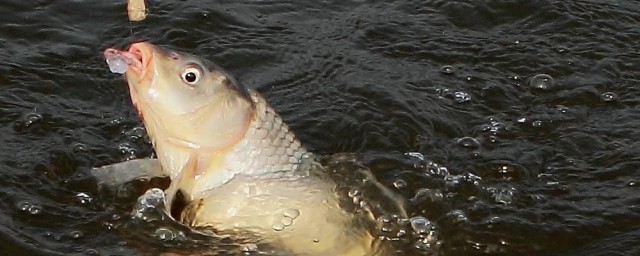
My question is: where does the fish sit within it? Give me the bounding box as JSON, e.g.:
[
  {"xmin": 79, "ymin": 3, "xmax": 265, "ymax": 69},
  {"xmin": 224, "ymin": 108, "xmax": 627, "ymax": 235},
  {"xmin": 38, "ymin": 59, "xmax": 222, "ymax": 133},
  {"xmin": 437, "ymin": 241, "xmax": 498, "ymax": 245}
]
[{"xmin": 97, "ymin": 42, "xmax": 398, "ymax": 255}]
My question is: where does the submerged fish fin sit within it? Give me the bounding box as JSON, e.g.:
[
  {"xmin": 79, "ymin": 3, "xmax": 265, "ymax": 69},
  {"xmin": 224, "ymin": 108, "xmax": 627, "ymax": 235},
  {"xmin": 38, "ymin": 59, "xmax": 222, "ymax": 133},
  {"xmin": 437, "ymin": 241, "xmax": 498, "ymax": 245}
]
[{"xmin": 90, "ymin": 158, "xmax": 165, "ymax": 187}]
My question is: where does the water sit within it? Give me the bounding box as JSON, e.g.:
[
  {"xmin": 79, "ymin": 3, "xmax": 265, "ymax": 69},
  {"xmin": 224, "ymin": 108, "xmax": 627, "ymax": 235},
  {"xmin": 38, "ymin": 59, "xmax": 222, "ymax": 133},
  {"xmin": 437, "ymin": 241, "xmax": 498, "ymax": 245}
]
[{"xmin": 1, "ymin": 0, "xmax": 639, "ymax": 255}]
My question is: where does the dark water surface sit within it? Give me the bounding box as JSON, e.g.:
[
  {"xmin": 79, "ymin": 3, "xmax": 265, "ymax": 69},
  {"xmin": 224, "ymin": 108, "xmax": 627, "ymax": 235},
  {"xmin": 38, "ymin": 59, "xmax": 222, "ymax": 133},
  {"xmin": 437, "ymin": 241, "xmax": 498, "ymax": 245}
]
[{"xmin": 1, "ymin": 0, "xmax": 640, "ymax": 255}]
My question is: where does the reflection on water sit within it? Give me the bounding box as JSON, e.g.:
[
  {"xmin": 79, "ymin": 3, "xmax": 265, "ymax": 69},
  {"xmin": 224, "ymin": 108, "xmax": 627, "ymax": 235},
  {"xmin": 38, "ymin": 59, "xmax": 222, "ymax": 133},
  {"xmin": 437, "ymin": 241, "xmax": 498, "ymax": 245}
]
[{"xmin": 1, "ymin": 0, "xmax": 639, "ymax": 255}]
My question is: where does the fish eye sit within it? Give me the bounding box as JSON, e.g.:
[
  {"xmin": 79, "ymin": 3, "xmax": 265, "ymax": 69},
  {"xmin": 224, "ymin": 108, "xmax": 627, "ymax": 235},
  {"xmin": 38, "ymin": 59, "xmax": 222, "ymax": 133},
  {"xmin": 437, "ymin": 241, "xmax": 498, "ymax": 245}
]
[{"xmin": 181, "ymin": 66, "xmax": 202, "ymax": 85}]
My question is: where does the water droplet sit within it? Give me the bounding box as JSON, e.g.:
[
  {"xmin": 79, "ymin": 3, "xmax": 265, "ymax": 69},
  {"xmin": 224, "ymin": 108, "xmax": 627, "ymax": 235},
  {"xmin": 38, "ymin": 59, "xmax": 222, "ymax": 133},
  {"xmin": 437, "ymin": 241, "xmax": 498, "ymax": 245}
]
[
  {"xmin": 454, "ymin": 91, "xmax": 470, "ymax": 103},
  {"xmin": 456, "ymin": 137, "xmax": 480, "ymax": 149},
  {"xmin": 272, "ymin": 222, "xmax": 285, "ymax": 231},
  {"xmin": 283, "ymin": 208, "xmax": 300, "ymax": 219},
  {"xmin": 76, "ymin": 192, "xmax": 93, "ymax": 204},
  {"xmin": 281, "ymin": 217, "xmax": 293, "ymax": 226},
  {"xmin": 440, "ymin": 65, "xmax": 454, "ymax": 74},
  {"xmin": 528, "ymin": 74, "xmax": 555, "ymax": 90},
  {"xmin": 600, "ymin": 92, "xmax": 617, "ymax": 102},
  {"xmin": 393, "ymin": 179, "xmax": 407, "ymax": 189}
]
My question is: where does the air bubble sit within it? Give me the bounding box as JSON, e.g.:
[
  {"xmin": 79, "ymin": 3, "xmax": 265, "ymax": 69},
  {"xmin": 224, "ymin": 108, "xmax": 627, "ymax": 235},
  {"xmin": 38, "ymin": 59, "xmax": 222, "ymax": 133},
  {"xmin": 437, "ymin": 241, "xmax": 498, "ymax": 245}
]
[
  {"xmin": 393, "ymin": 179, "xmax": 407, "ymax": 189},
  {"xmin": 440, "ymin": 65, "xmax": 455, "ymax": 74},
  {"xmin": 557, "ymin": 105, "xmax": 569, "ymax": 113},
  {"xmin": 600, "ymin": 92, "xmax": 617, "ymax": 102},
  {"xmin": 70, "ymin": 230, "xmax": 83, "ymax": 239},
  {"xmin": 72, "ymin": 143, "xmax": 88, "ymax": 153},
  {"xmin": 155, "ymin": 228, "xmax": 176, "ymax": 241},
  {"xmin": 456, "ymin": 137, "xmax": 480, "ymax": 149},
  {"xmin": 528, "ymin": 74, "xmax": 555, "ymax": 90},
  {"xmin": 532, "ymin": 120, "xmax": 542, "ymax": 127},
  {"xmin": 410, "ymin": 216, "xmax": 432, "ymax": 234},
  {"xmin": 348, "ymin": 188, "xmax": 361, "ymax": 198},
  {"xmin": 447, "ymin": 210, "xmax": 468, "ymax": 223}
]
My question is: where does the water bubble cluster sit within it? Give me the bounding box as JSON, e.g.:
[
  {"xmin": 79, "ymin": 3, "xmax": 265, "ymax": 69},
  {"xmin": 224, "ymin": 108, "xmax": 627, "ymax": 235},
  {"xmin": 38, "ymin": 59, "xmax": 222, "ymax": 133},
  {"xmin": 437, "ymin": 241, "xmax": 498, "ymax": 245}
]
[
  {"xmin": 272, "ymin": 208, "xmax": 300, "ymax": 231},
  {"xmin": 17, "ymin": 201, "xmax": 42, "ymax": 215},
  {"xmin": 482, "ymin": 117, "xmax": 508, "ymax": 136},
  {"xmin": 486, "ymin": 186, "xmax": 516, "ymax": 205},
  {"xmin": 444, "ymin": 172, "xmax": 482, "ymax": 187},
  {"xmin": 118, "ymin": 142, "xmax": 138, "ymax": 160}
]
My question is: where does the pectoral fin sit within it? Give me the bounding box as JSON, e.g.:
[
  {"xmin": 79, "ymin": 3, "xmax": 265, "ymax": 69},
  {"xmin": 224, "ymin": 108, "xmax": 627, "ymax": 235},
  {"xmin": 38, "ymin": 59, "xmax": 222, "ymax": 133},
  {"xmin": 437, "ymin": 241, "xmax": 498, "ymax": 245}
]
[{"xmin": 91, "ymin": 158, "xmax": 165, "ymax": 187}]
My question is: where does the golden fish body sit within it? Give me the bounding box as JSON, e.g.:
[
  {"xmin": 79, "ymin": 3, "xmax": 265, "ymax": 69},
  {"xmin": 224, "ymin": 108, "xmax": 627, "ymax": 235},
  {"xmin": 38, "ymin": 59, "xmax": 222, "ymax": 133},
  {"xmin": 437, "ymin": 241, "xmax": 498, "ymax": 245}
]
[{"xmin": 101, "ymin": 42, "xmax": 387, "ymax": 255}]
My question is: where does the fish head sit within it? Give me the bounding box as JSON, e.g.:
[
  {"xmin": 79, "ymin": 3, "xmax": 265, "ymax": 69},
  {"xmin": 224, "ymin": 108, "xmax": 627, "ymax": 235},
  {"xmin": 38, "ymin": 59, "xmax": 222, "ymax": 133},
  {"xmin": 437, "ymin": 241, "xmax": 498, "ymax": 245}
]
[{"xmin": 104, "ymin": 42, "xmax": 254, "ymax": 159}]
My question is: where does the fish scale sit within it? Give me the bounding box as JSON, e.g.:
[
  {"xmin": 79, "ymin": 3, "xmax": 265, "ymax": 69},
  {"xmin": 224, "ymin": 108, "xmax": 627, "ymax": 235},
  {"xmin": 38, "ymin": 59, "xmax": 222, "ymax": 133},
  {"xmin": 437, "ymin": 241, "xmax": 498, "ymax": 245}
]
[{"xmin": 225, "ymin": 91, "xmax": 309, "ymax": 179}]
